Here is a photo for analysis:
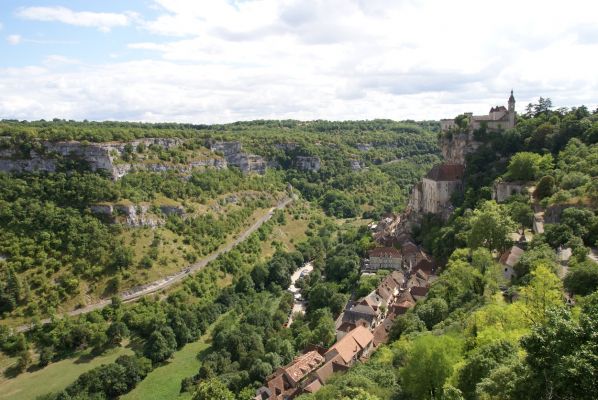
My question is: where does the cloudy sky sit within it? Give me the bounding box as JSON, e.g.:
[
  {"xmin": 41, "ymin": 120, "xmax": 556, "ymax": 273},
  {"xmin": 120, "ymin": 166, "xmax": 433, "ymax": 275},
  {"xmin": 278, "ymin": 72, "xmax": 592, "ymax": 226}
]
[{"xmin": 1, "ymin": 0, "xmax": 597, "ymax": 123}]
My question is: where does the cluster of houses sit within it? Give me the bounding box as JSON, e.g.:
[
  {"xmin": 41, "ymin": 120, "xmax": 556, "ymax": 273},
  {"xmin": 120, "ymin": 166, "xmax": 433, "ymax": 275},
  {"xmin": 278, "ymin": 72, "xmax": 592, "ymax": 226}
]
[
  {"xmin": 337, "ymin": 243, "xmax": 436, "ymax": 345},
  {"xmin": 254, "ymin": 242, "xmax": 436, "ymax": 400},
  {"xmin": 253, "ymin": 326, "xmax": 374, "ymax": 400}
]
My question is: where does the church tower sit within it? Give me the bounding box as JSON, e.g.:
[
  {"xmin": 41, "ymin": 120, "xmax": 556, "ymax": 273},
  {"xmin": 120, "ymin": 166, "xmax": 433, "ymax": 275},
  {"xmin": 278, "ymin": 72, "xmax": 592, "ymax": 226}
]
[{"xmin": 508, "ymin": 90, "xmax": 516, "ymax": 128}]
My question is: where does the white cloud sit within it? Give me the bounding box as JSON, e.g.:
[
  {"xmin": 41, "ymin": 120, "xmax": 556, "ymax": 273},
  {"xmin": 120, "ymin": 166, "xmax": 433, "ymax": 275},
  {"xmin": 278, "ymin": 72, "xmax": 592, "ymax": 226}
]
[
  {"xmin": 2, "ymin": 0, "xmax": 598, "ymax": 122},
  {"xmin": 6, "ymin": 34, "xmax": 22, "ymax": 45},
  {"xmin": 16, "ymin": 6, "xmax": 135, "ymax": 32}
]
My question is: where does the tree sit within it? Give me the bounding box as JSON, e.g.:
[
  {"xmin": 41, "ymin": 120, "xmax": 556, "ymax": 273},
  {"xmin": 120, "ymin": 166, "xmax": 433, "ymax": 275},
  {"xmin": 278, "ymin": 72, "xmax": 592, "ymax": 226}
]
[
  {"xmin": 506, "ymin": 152, "xmax": 552, "ymax": 181},
  {"xmin": 518, "ymin": 265, "xmax": 563, "ymax": 325},
  {"xmin": 389, "ymin": 313, "xmax": 426, "ymax": 340},
  {"xmin": 520, "ymin": 293, "xmax": 598, "ymax": 400},
  {"xmin": 416, "ymin": 298, "xmax": 449, "ymax": 330},
  {"xmin": 467, "ymin": 201, "xmax": 517, "ymax": 253},
  {"xmin": 533, "ymin": 176, "xmax": 555, "ymax": 199},
  {"xmin": 144, "ymin": 328, "xmax": 176, "ymax": 363},
  {"xmin": 107, "ymin": 321, "xmax": 129, "ymax": 346},
  {"xmin": 508, "ymin": 201, "xmax": 533, "ymax": 234},
  {"xmin": 564, "ymin": 261, "xmax": 598, "ymax": 295},
  {"xmin": 192, "ymin": 378, "xmax": 235, "ymax": 400},
  {"xmin": 457, "ymin": 340, "xmax": 517, "ymax": 400},
  {"xmin": 400, "ymin": 334, "xmax": 462, "ymax": 400}
]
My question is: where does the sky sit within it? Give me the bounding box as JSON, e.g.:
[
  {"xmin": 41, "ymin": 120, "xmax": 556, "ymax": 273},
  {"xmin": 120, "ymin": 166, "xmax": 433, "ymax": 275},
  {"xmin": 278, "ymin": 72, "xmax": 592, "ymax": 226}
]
[{"xmin": 1, "ymin": 0, "xmax": 597, "ymax": 123}]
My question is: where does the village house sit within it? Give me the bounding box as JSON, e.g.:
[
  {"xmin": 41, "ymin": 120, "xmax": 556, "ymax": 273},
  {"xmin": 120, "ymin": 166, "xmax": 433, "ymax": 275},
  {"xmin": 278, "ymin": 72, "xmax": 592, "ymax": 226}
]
[
  {"xmin": 499, "ymin": 245, "xmax": 525, "ymax": 281},
  {"xmin": 367, "ymin": 247, "xmax": 403, "ymax": 271},
  {"xmin": 254, "ymin": 350, "xmax": 326, "ymax": 400}
]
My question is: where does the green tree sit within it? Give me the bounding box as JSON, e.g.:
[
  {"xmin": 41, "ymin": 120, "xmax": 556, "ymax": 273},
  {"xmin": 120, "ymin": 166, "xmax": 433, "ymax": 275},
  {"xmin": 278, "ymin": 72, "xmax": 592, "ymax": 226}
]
[
  {"xmin": 192, "ymin": 378, "xmax": 234, "ymax": 400},
  {"xmin": 533, "ymin": 176, "xmax": 555, "ymax": 199},
  {"xmin": 564, "ymin": 260, "xmax": 598, "ymax": 295},
  {"xmin": 467, "ymin": 201, "xmax": 517, "ymax": 252},
  {"xmin": 519, "ymin": 265, "xmax": 563, "ymax": 325},
  {"xmin": 400, "ymin": 334, "xmax": 462, "ymax": 400},
  {"xmin": 416, "ymin": 298, "xmax": 449, "ymax": 330}
]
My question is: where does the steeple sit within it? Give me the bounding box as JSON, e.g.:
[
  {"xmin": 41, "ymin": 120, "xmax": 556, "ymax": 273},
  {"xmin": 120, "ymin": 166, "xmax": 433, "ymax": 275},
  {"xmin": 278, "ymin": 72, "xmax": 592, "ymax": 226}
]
[
  {"xmin": 507, "ymin": 90, "xmax": 516, "ymax": 128},
  {"xmin": 508, "ymin": 90, "xmax": 515, "ymax": 112}
]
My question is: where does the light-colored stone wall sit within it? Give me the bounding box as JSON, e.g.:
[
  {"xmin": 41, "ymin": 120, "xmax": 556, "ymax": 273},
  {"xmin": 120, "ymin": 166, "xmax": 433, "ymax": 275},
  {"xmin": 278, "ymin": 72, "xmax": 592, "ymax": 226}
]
[{"xmin": 492, "ymin": 181, "xmax": 527, "ymax": 202}]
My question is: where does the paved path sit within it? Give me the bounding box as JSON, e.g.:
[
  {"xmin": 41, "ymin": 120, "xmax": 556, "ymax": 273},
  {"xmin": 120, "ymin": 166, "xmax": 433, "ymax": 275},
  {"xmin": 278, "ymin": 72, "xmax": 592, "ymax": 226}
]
[
  {"xmin": 15, "ymin": 197, "xmax": 293, "ymax": 332},
  {"xmin": 286, "ymin": 262, "xmax": 313, "ymax": 327}
]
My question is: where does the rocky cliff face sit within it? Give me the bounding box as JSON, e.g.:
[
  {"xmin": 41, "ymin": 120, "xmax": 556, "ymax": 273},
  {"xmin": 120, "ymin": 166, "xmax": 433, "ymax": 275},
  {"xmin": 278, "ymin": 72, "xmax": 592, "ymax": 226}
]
[
  {"xmin": 295, "ymin": 156, "xmax": 321, "ymax": 172},
  {"xmin": 440, "ymin": 133, "xmax": 481, "ymax": 165},
  {"xmin": 0, "ymin": 138, "xmax": 230, "ymax": 179},
  {"xmin": 209, "ymin": 141, "xmax": 266, "ymax": 174}
]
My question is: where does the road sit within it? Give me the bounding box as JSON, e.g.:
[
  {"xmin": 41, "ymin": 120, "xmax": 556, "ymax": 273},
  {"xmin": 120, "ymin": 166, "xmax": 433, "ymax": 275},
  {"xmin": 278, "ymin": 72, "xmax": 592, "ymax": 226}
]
[{"xmin": 15, "ymin": 196, "xmax": 293, "ymax": 332}]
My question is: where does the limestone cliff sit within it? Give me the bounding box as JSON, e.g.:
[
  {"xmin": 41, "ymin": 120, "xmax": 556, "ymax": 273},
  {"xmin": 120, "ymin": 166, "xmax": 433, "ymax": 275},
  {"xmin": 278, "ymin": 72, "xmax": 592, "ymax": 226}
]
[
  {"xmin": 439, "ymin": 133, "xmax": 481, "ymax": 165},
  {"xmin": 209, "ymin": 141, "xmax": 267, "ymax": 174}
]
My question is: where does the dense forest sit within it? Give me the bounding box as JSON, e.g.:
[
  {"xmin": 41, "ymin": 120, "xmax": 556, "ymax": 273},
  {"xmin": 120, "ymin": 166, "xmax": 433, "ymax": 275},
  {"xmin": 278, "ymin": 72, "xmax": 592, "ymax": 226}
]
[{"xmin": 1, "ymin": 103, "xmax": 597, "ymax": 400}]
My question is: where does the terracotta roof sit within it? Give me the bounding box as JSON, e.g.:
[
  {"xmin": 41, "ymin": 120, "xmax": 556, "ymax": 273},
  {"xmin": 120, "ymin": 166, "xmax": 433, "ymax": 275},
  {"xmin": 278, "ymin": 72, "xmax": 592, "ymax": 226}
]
[
  {"xmin": 410, "ymin": 286, "xmax": 429, "ymax": 297},
  {"xmin": 414, "ymin": 259, "xmax": 434, "ymax": 275},
  {"xmin": 325, "ymin": 326, "xmax": 373, "ymax": 365},
  {"xmin": 499, "ymin": 246, "xmax": 524, "ymax": 268},
  {"xmin": 302, "ymin": 379, "xmax": 322, "ymax": 393},
  {"xmin": 425, "ymin": 163, "xmax": 465, "ymax": 182},
  {"xmin": 401, "ymin": 241, "xmax": 419, "ymax": 256},
  {"xmin": 369, "ymin": 247, "xmax": 402, "ymax": 258},
  {"xmin": 283, "ymin": 351, "xmax": 325, "ymax": 385},
  {"xmin": 315, "ymin": 354, "xmax": 349, "ymax": 383}
]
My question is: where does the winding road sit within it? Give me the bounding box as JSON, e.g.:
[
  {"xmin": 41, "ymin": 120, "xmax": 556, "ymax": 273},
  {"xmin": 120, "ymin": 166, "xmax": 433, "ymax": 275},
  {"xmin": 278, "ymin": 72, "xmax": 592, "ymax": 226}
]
[{"xmin": 15, "ymin": 196, "xmax": 293, "ymax": 332}]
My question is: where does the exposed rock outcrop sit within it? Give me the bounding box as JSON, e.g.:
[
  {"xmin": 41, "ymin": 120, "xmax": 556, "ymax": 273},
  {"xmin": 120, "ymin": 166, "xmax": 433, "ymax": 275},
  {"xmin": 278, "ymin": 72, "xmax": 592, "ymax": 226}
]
[
  {"xmin": 90, "ymin": 203, "xmax": 163, "ymax": 227},
  {"xmin": 440, "ymin": 133, "xmax": 481, "ymax": 165},
  {"xmin": 295, "ymin": 156, "xmax": 321, "ymax": 172},
  {"xmin": 0, "ymin": 138, "xmax": 183, "ymax": 179},
  {"xmin": 209, "ymin": 141, "xmax": 266, "ymax": 174}
]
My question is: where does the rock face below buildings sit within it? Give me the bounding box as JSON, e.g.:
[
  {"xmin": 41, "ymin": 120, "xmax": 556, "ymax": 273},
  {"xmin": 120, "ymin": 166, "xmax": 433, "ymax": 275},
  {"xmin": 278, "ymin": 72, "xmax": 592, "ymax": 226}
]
[
  {"xmin": 209, "ymin": 141, "xmax": 266, "ymax": 174},
  {"xmin": 440, "ymin": 133, "xmax": 482, "ymax": 165}
]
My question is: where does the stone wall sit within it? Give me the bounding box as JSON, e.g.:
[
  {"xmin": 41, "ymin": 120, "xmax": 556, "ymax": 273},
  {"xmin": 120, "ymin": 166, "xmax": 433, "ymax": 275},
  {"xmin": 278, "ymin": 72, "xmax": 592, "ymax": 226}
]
[{"xmin": 492, "ymin": 181, "xmax": 527, "ymax": 203}]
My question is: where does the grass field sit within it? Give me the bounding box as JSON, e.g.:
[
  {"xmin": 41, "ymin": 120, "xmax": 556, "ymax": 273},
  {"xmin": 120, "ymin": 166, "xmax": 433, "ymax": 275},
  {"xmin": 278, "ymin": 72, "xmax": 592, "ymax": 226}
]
[
  {"xmin": 122, "ymin": 328, "xmax": 215, "ymax": 400},
  {"xmin": 0, "ymin": 346, "xmax": 133, "ymax": 400}
]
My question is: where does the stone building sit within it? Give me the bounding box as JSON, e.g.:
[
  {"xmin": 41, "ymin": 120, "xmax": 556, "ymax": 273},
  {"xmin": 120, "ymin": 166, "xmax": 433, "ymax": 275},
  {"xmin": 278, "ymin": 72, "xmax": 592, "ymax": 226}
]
[
  {"xmin": 409, "ymin": 163, "xmax": 465, "ymax": 216},
  {"xmin": 440, "ymin": 91, "xmax": 516, "ymax": 133},
  {"xmin": 367, "ymin": 247, "xmax": 402, "ymax": 270},
  {"xmin": 492, "ymin": 180, "xmax": 528, "ymax": 203}
]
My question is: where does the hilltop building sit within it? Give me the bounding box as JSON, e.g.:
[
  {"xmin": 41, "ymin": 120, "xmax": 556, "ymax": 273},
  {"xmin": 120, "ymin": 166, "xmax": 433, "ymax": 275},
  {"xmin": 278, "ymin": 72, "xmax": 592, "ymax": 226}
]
[{"xmin": 440, "ymin": 91, "xmax": 516, "ymax": 133}]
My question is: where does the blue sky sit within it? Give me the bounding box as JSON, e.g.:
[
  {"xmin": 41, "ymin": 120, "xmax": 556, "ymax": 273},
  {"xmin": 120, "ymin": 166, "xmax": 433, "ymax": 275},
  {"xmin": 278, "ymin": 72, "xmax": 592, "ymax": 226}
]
[{"xmin": 1, "ymin": 0, "xmax": 597, "ymax": 123}]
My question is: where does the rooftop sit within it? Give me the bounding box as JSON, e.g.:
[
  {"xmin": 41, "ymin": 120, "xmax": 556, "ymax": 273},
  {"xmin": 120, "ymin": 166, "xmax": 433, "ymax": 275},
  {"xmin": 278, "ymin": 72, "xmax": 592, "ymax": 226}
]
[
  {"xmin": 326, "ymin": 326, "xmax": 374, "ymax": 365},
  {"xmin": 283, "ymin": 351, "xmax": 325, "ymax": 385},
  {"xmin": 369, "ymin": 247, "xmax": 402, "ymax": 258},
  {"xmin": 425, "ymin": 163, "xmax": 465, "ymax": 182}
]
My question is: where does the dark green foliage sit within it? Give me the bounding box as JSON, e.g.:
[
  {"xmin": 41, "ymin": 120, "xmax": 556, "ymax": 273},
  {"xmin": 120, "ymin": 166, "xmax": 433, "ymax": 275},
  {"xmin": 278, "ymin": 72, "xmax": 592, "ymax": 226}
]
[
  {"xmin": 389, "ymin": 312, "xmax": 426, "ymax": 341},
  {"xmin": 457, "ymin": 340, "xmax": 517, "ymax": 400},
  {"xmin": 534, "ymin": 175, "xmax": 556, "ymax": 199},
  {"xmin": 415, "ymin": 298, "xmax": 449, "ymax": 330},
  {"xmin": 55, "ymin": 355, "xmax": 152, "ymax": 399},
  {"xmin": 564, "ymin": 261, "xmax": 598, "ymax": 295},
  {"xmin": 519, "ymin": 294, "xmax": 598, "ymax": 400}
]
